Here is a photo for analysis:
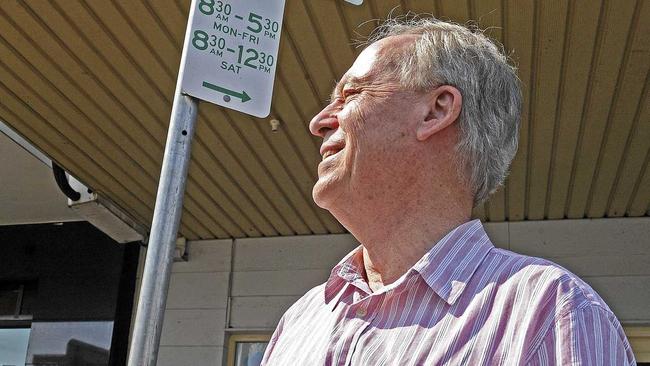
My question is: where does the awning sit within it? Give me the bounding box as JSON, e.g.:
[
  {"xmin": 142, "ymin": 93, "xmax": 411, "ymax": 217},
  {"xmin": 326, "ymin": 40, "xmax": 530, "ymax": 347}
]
[{"xmin": 0, "ymin": 0, "xmax": 647, "ymax": 239}]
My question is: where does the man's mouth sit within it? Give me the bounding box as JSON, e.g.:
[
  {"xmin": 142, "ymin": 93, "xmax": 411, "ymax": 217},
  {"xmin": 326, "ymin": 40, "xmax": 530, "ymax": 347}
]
[{"xmin": 322, "ymin": 148, "xmax": 342, "ymax": 160}]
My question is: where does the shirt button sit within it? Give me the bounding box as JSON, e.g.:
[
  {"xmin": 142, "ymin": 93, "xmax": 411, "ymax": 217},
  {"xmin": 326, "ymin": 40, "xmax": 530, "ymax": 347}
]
[{"xmin": 356, "ymin": 307, "xmax": 367, "ymax": 317}]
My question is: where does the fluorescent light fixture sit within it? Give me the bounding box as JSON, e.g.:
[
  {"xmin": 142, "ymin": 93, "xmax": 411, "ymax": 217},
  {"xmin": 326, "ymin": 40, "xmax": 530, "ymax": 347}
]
[{"xmin": 67, "ymin": 175, "xmax": 147, "ymax": 243}]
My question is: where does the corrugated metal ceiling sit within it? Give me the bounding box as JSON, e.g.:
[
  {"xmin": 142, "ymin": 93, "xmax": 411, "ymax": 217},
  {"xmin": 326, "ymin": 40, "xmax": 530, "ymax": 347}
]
[{"xmin": 0, "ymin": 0, "xmax": 648, "ymax": 239}]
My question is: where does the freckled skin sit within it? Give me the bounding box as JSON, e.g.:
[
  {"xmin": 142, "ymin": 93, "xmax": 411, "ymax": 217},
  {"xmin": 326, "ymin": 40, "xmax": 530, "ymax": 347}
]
[
  {"xmin": 312, "ymin": 42, "xmax": 424, "ymax": 213},
  {"xmin": 309, "ymin": 35, "xmax": 474, "ymax": 290}
]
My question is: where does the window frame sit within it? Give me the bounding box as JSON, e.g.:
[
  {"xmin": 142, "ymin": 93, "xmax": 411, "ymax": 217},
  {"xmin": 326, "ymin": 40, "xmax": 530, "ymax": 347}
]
[
  {"xmin": 226, "ymin": 333, "xmax": 271, "ymax": 366},
  {"xmin": 624, "ymin": 326, "xmax": 650, "ymax": 362}
]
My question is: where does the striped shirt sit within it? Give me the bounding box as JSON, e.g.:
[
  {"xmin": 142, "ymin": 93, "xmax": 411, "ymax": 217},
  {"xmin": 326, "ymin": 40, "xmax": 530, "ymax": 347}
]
[{"xmin": 261, "ymin": 220, "xmax": 635, "ymax": 365}]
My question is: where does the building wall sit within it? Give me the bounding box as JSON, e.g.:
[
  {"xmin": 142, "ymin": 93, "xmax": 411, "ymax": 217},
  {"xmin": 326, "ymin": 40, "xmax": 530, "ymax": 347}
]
[
  {"xmin": 133, "ymin": 239, "xmax": 232, "ymax": 366},
  {"xmin": 230, "ymin": 234, "xmax": 358, "ymax": 330},
  {"xmin": 131, "ymin": 217, "xmax": 650, "ymax": 365}
]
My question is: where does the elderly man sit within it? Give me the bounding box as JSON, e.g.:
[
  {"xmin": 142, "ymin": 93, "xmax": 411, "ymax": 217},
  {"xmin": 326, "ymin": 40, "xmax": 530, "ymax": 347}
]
[{"xmin": 261, "ymin": 18, "xmax": 634, "ymax": 365}]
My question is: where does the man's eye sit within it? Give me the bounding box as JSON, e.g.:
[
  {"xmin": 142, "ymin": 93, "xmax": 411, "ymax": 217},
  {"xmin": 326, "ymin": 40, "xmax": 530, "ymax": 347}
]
[{"xmin": 342, "ymin": 89, "xmax": 359, "ymax": 101}]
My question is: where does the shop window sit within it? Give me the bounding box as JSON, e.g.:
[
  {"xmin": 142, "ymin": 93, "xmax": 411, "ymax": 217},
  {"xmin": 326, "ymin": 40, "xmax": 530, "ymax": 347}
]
[
  {"xmin": 0, "ymin": 327, "xmax": 30, "ymax": 366},
  {"xmin": 226, "ymin": 334, "xmax": 271, "ymax": 366},
  {"xmin": 0, "ymin": 281, "xmax": 36, "ymax": 319},
  {"xmin": 0, "ymin": 222, "xmax": 140, "ymax": 366},
  {"xmin": 26, "ymin": 321, "xmax": 114, "ymax": 365},
  {"xmin": 0, "ymin": 281, "xmax": 34, "ymax": 366}
]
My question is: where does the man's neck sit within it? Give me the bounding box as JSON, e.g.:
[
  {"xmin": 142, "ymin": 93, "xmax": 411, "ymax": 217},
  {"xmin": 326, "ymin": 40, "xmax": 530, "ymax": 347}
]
[
  {"xmin": 327, "ymin": 140, "xmax": 474, "ymax": 292},
  {"xmin": 332, "ymin": 175, "xmax": 471, "ymax": 292},
  {"xmin": 358, "ymin": 211, "xmax": 470, "ymax": 292}
]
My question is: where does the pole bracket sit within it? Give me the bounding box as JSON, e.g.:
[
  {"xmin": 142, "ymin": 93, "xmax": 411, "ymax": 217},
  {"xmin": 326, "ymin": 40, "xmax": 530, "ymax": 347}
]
[{"xmin": 174, "ymin": 237, "xmax": 188, "ymax": 262}]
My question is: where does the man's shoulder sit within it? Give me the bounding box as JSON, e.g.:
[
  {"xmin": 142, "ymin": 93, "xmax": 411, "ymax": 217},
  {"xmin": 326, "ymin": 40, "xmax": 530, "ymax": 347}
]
[
  {"xmin": 281, "ymin": 282, "xmax": 328, "ymax": 318},
  {"xmin": 486, "ymin": 247, "xmax": 612, "ymax": 316},
  {"xmin": 488, "ymin": 250, "xmax": 636, "ymax": 365}
]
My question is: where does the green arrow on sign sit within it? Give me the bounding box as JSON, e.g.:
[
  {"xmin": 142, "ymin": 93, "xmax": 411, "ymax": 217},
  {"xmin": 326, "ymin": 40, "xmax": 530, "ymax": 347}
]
[{"xmin": 202, "ymin": 81, "xmax": 251, "ymax": 103}]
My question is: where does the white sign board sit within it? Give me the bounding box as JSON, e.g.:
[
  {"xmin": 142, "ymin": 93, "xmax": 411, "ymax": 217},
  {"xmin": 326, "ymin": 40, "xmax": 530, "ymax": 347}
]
[{"xmin": 181, "ymin": 0, "xmax": 286, "ymax": 118}]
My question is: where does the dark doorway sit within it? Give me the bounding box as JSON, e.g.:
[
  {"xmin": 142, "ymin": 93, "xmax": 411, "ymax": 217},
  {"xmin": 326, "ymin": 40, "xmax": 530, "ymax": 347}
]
[{"xmin": 0, "ymin": 221, "xmax": 140, "ymax": 366}]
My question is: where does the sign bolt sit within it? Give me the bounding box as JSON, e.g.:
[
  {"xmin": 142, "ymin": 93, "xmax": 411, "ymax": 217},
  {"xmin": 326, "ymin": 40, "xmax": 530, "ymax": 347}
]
[{"xmin": 270, "ymin": 119, "xmax": 281, "ymax": 132}]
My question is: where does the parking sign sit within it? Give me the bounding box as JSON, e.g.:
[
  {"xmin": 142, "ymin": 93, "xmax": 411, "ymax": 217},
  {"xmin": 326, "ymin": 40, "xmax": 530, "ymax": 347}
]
[{"xmin": 180, "ymin": 0, "xmax": 286, "ymax": 118}]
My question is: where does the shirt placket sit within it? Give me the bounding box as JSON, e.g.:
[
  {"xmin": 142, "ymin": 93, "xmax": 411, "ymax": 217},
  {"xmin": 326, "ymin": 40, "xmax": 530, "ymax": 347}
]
[{"xmin": 339, "ymin": 293, "xmax": 383, "ymax": 366}]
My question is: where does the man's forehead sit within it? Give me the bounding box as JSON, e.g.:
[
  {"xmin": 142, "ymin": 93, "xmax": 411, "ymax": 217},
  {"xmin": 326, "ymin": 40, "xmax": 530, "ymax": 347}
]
[
  {"xmin": 331, "ymin": 35, "xmax": 418, "ymax": 98},
  {"xmin": 347, "ymin": 42, "xmax": 382, "ymax": 80},
  {"xmin": 331, "ymin": 45, "xmax": 381, "ymax": 97}
]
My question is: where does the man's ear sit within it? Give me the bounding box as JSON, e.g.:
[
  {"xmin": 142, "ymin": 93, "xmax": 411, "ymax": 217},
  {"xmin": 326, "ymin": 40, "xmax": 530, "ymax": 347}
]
[{"xmin": 416, "ymin": 85, "xmax": 462, "ymax": 141}]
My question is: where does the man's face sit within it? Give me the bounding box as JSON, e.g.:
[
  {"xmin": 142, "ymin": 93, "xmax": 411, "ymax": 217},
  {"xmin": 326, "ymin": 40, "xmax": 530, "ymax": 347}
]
[{"xmin": 309, "ymin": 36, "xmax": 428, "ymax": 212}]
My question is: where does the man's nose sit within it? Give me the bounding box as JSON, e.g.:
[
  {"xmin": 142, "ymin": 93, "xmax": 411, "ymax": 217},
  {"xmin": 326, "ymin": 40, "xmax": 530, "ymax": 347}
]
[{"xmin": 309, "ymin": 102, "xmax": 340, "ymax": 138}]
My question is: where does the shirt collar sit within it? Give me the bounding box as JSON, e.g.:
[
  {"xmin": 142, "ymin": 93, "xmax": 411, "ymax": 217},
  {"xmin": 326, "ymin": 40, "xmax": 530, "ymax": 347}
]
[
  {"xmin": 412, "ymin": 219, "xmax": 493, "ymax": 305},
  {"xmin": 324, "ymin": 245, "xmax": 367, "ymax": 304},
  {"xmin": 324, "ymin": 219, "xmax": 494, "ymax": 306}
]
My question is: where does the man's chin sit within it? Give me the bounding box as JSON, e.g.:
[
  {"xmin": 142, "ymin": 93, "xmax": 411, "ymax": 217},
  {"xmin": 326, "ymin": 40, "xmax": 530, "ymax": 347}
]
[
  {"xmin": 312, "ymin": 181, "xmax": 339, "ymax": 210},
  {"xmin": 312, "ymin": 185, "xmax": 328, "ymax": 209}
]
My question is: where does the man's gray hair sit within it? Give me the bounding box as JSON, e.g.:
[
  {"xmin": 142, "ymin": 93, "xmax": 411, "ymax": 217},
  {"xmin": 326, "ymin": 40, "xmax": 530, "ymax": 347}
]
[{"xmin": 367, "ymin": 16, "xmax": 522, "ymax": 206}]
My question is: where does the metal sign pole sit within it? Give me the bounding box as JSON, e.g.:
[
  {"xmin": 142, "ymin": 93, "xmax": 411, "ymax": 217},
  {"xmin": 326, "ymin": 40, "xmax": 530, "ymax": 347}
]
[
  {"xmin": 127, "ymin": 93, "xmax": 197, "ymax": 366},
  {"xmin": 127, "ymin": 2, "xmax": 199, "ymax": 364},
  {"xmin": 128, "ymin": 0, "xmax": 286, "ymax": 361}
]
